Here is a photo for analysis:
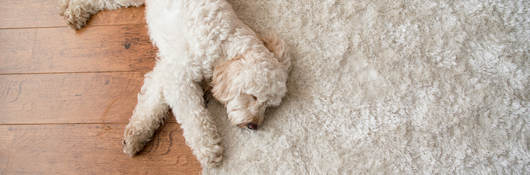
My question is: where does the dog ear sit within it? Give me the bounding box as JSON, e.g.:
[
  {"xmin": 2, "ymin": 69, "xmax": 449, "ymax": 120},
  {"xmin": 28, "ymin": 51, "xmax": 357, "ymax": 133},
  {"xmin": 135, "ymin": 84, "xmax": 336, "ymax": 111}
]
[
  {"xmin": 259, "ymin": 33, "xmax": 291, "ymax": 71},
  {"xmin": 212, "ymin": 56, "xmax": 243, "ymax": 103}
]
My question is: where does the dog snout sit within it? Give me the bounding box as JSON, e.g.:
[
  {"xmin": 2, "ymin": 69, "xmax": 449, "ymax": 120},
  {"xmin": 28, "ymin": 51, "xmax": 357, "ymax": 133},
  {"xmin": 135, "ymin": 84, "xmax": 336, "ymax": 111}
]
[{"xmin": 246, "ymin": 123, "xmax": 258, "ymax": 130}]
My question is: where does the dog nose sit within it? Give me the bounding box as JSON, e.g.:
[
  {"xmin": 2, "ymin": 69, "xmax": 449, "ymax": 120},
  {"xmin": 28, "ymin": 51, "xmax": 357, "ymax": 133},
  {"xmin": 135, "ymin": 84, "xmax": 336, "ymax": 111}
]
[{"xmin": 247, "ymin": 123, "xmax": 258, "ymax": 130}]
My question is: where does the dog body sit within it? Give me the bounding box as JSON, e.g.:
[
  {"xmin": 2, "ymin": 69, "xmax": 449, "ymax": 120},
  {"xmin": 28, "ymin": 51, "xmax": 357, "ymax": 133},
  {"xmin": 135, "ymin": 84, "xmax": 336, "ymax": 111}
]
[{"xmin": 60, "ymin": 0, "xmax": 290, "ymax": 167}]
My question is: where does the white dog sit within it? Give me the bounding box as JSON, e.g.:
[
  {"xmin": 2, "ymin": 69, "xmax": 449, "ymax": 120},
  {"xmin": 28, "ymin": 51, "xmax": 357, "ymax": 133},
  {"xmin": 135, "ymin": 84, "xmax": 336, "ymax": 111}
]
[{"xmin": 60, "ymin": 0, "xmax": 291, "ymax": 167}]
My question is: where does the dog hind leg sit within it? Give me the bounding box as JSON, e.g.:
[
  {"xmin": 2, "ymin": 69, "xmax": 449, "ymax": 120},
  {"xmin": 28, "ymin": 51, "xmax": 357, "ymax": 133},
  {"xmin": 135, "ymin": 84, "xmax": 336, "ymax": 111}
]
[
  {"xmin": 59, "ymin": 0, "xmax": 144, "ymax": 29},
  {"xmin": 122, "ymin": 69, "xmax": 168, "ymax": 156}
]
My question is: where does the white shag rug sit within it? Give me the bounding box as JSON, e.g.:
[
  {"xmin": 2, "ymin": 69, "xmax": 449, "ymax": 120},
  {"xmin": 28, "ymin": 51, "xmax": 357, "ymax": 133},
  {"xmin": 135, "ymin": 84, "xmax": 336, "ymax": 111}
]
[{"xmin": 204, "ymin": 0, "xmax": 529, "ymax": 174}]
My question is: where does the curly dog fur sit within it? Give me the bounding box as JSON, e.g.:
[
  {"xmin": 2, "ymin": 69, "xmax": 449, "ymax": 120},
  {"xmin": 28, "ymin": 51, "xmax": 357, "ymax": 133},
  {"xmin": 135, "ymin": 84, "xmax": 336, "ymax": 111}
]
[{"xmin": 60, "ymin": 0, "xmax": 290, "ymax": 167}]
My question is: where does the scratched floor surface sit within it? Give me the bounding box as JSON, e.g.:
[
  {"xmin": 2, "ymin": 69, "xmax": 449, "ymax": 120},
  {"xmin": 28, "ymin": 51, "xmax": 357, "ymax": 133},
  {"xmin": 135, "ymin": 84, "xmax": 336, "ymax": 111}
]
[{"xmin": 0, "ymin": 0, "xmax": 201, "ymax": 174}]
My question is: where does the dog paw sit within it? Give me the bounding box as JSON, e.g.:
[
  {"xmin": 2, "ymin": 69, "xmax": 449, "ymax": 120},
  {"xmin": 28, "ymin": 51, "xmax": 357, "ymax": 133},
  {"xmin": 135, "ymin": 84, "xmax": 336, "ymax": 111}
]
[
  {"xmin": 122, "ymin": 125, "xmax": 150, "ymax": 157},
  {"xmin": 199, "ymin": 143, "xmax": 224, "ymax": 167},
  {"xmin": 122, "ymin": 138, "xmax": 144, "ymax": 157},
  {"xmin": 59, "ymin": 1, "xmax": 95, "ymax": 29}
]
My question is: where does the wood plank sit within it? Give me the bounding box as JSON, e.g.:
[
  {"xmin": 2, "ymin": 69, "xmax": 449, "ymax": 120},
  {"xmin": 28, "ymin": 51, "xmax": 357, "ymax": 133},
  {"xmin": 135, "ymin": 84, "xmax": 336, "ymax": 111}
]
[
  {"xmin": 0, "ymin": 126, "xmax": 13, "ymax": 174},
  {"xmin": 0, "ymin": 25, "xmax": 156, "ymax": 74},
  {"xmin": 0, "ymin": 72, "xmax": 180, "ymax": 124},
  {"xmin": 0, "ymin": 124, "xmax": 201, "ymax": 175},
  {"xmin": 89, "ymin": 4, "xmax": 146, "ymax": 27},
  {"xmin": 0, "ymin": 0, "xmax": 145, "ymax": 29}
]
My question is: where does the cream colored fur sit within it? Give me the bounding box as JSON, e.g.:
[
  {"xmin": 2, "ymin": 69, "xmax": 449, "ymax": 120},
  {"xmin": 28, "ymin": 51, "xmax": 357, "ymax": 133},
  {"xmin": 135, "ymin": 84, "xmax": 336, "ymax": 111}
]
[
  {"xmin": 61, "ymin": 0, "xmax": 529, "ymax": 174},
  {"xmin": 60, "ymin": 0, "xmax": 290, "ymax": 168}
]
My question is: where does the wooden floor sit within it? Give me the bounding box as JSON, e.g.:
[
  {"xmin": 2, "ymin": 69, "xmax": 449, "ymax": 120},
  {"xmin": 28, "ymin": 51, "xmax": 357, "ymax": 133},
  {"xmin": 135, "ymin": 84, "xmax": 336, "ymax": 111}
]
[{"xmin": 0, "ymin": 0, "xmax": 201, "ymax": 174}]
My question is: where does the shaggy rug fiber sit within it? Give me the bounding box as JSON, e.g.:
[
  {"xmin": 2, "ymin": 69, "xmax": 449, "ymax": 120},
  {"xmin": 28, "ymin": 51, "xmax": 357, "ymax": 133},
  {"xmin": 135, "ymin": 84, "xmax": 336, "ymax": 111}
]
[{"xmin": 204, "ymin": 0, "xmax": 529, "ymax": 174}]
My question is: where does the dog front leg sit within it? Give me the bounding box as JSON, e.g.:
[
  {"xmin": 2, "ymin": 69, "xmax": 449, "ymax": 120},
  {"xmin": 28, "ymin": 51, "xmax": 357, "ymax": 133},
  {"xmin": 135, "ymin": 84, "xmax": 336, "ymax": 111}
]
[
  {"xmin": 163, "ymin": 75, "xmax": 223, "ymax": 167},
  {"xmin": 122, "ymin": 69, "xmax": 169, "ymax": 156},
  {"xmin": 59, "ymin": 0, "xmax": 144, "ymax": 29}
]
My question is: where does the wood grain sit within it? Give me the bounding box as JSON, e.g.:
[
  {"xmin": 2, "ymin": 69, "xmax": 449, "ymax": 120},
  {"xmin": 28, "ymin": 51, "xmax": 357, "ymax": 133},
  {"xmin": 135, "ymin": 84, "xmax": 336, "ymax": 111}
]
[
  {"xmin": 0, "ymin": 72, "xmax": 179, "ymax": 124},
  {"xmin": 0, "ymin": 0, "xmax": 146, "ymax": 29},
  {"xmin": 0, "ymin": 25, "xmax": 156, "ymax": 74},
  {"xmin": 0, "ymin": 1, "xmax": 201, "ymax": 173},
  {"xmin": 0, "ymin": 123, "xmax": 201, "ymax": 175},
  {"xmin": 0, "ymin": 126, "xmax": 13, "ymax": 175}
]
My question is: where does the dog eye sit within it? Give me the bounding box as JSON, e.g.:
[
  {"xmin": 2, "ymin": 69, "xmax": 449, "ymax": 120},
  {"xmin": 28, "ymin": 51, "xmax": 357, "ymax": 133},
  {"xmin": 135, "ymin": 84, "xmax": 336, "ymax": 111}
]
[{"xmin": 251, "ymin": 95, "xmax": 257, "ymax": 100}]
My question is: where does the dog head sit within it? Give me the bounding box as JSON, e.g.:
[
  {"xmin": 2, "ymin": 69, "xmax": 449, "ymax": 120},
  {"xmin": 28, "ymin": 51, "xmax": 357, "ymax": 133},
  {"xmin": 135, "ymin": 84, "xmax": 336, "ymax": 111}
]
[{"xmin": 212, "ymin": 35, "xmax": 290, "ymax": 130}]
